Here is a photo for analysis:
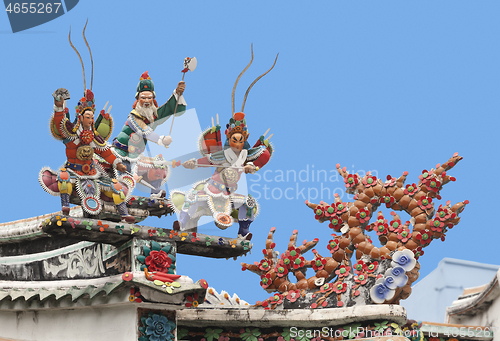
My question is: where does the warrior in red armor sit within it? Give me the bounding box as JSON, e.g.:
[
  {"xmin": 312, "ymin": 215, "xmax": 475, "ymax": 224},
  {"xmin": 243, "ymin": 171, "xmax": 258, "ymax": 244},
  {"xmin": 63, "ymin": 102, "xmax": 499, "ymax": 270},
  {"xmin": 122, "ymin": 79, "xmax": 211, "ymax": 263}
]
[{"xmin": 39, "ymin": 25, "xmax": 136, "ymax": 222}]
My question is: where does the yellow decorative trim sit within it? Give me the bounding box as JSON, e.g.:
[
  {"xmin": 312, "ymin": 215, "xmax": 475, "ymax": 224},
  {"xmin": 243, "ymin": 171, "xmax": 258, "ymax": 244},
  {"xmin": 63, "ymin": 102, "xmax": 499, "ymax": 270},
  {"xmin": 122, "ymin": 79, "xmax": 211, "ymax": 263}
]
[{"xmin": 49, "ymin": 115, "xmax": 64, "ymax": 140}]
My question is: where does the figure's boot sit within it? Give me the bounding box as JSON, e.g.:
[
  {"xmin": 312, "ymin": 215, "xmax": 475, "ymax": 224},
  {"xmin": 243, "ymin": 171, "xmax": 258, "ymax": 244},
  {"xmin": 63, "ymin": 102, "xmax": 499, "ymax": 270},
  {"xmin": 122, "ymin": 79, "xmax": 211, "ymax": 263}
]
[
  {"xmin": 60, "ymin": 193, "xmax": 71, "ymax": 215},
  {"xmin": 117, "ymin": 202, "xmax": 135, "ymax": 224},
  {"xmin": 172, "ymin": 221, "xmax": 180, "ymax": 231},
  {"xmin": 237, "ymin": 220, "xmax": 252, "ymax": 241}
]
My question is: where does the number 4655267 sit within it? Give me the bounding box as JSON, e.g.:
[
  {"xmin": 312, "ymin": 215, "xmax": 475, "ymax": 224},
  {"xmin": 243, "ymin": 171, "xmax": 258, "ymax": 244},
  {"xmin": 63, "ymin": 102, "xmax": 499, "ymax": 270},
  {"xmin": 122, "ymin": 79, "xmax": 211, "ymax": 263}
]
[{"xmin": 5, "ymin": 3, "xmax": 62, "ymax": 14}]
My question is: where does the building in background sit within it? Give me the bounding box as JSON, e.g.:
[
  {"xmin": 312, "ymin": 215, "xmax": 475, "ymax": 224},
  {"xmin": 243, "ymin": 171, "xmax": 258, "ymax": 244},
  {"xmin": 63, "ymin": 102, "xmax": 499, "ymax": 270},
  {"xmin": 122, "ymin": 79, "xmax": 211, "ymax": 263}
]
[
  {"xmin": 403, "ymin": 258, "xmax": 500, "ymax": 322},
  {"xmin": 446, "ymin": 268, "xmax": 500, "ymax": 338}
]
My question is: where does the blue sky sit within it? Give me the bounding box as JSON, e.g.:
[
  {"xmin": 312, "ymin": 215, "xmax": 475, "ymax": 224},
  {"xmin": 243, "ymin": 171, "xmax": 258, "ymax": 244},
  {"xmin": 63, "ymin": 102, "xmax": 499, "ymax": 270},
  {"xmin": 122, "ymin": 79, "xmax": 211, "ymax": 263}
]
[{"xmin": 1, "ymin": 1, "xmax": 499, "ymax": 311}]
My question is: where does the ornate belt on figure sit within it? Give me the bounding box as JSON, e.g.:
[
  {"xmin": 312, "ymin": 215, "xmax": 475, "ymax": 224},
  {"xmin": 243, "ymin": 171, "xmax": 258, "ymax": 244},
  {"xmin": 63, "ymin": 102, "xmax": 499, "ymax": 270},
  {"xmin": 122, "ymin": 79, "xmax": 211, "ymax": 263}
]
[
  {"xmin": 207, "ymin": 179, "xmax": 237, "ymax": 194},
  {"xmin": 113, "ymin": 138, "xmax": 144, "ymax": 154},
  {"xmin": 65, "ymin": 161, "xmax": 95, "ymax": 174}
]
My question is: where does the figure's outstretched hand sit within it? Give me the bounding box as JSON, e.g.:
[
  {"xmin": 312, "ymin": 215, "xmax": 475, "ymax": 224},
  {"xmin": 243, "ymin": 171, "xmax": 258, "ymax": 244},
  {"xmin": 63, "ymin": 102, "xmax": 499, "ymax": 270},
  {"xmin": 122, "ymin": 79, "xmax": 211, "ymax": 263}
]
[
  {"xmin": 162, "ymin": 136, "xmax": 172, "ymax": 146},
  {"xmin": 183, "ymin": 159, "xmax": 196, "ymax": 169},
  {"xmin": 116, "ymin": 163, "xmax": 127, "ymax": 173},
  {"xmin": 176, "ymin": 81, "xmax": 185, "ymax": 95},
  {"xmin": 244, "ymin": 164, "xmax": 256, "ymax": 174},
  {"xmin": 53, "ymin": 88, "xmax": 70, "ymax": 107}
]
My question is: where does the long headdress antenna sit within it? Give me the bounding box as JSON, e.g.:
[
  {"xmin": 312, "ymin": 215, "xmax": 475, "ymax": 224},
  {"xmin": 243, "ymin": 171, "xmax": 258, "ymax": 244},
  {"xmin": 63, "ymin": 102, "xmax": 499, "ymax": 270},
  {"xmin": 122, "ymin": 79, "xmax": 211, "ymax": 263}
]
[
  {"xmin": 83, "ymin": 19, "xmax": 93, "ymax": 91},
  {"xmin": 232, "ymin": 44, "xmax": 254, "ymax": 117},
  {"xmin": 69, "ymin": 27, "xmax": 86, "ymax": 94},
  {"xmin": 241, "ymin": 53, "xmax": 278, "ymax": 112}
]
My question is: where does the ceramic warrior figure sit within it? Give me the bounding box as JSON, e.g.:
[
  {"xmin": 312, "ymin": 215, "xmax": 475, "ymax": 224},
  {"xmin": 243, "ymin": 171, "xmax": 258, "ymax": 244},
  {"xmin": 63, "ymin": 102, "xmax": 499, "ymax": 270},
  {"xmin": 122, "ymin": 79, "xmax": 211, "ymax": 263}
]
[
  {"xmin": 169, "ymin": 49, "xmax": 277, "ymax": 240},
  {"xmin": 39, "ymin": 88, "xmax": 136, "ymax": 223},
  {"xmin": 111, "ymin": 71, "xmax": 186, "ymax": 171},
  {"xmin": 38, "ymin": 27, "xmax": 136, "ymax": 222}
]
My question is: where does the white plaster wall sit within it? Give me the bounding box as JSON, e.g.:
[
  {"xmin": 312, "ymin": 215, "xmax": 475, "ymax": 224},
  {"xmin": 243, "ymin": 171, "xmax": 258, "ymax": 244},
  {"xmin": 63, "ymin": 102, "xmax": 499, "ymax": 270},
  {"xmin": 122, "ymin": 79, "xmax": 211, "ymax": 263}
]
[
  {"xmin": 0, "ymin": 304, "xmax": 138, "ymax": 341},
  {"xmin": 403, "ymin": 258, "xmax": 500, "ymax": 322},
  {"xmin": 449, "ymin": 297, "xmax": 500, "ymax": 341}
]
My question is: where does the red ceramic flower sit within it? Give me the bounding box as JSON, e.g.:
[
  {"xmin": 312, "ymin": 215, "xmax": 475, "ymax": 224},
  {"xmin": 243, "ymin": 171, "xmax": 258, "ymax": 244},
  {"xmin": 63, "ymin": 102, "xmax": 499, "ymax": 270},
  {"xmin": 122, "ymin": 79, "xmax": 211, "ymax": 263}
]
[
  {"xmin": 335, "ymin": 265, "xmax": 350, "ymax": 278},
  {"xmin": 270, "ymin": 293, "xmax": 283, "ymax": 305},
  {"xmin": 426, "ymin": 178, "xmax": 442, "ymax": 193},
  {"xmin": 312, "ymin": 257, "xmax": 327, "ymax": 271},
  {"xmin": 327, "ymin": 239, "xmax": 340, "ymax": 253},
  {"xmin": 333, "ymin": 281, "xmax": 347, "ymax": 294},
  {"xmin": 388, "ymin": 219, "xmax": 402, "ymax": 233},
  {"xmin": 329, "ymin": 217, "xmax": 343, "ymax": 231},
  {"xmin": 314, "ymin": 206, "xmax": 326, "ymax": 220},
  {"xmin": 344, "ymin": 174, "xmax": 359, "ymax": 188},
  {"xmin": 292, "ymin": 256, "xmax": 306, "ymax": 269},
  {"xmin": 430, "ymin": 219, "xmax": 444, "ymax": 232},
  {"xmin": 416, "ymin": 229, "xmax": 432, "ymax": 245},
  {"xmin": 419, "ymin": 169, "xmax": 434, "ymax": 182},
  {"xmin": 335, "ymin": 202, "xmax": 348, "ymax": 215},
  {"xmin": 356, "ymin": 208, "xmax": 371, "ymax": 224},
  {"xmin": 286, "ymin": 290, "xmax": 301, "ymax": 303},
  {"xmin": 320, "ymin": 283, "xmax": 334, "ymax": 293},
  {"xmin": 260, "ymin": 273, "xmax": 272, "ymax": 289},
  {"xmin": 129, "ymin": 287, "xmax": 142, "ymax": 303},
  {"xmin": 420, "ymin": 170, "xmax": 440, "ymax": 192},
  {"xmin": 145, "ymin": 250, "xmax": 172, "ymax": 272},
  {"xmin": 417, "ymin": 196, "xmax": 433, "ymax": 210},
  {"xmin": 285, "ymin": 246, "xmax": 301, "ymax": 260},
  {"xmin": 404, "ymin": 183, "xmax": 418, "ymax": 196},
  {"xmin": 275, "ymin": 262, "xmax": 289, "ymax": 277},
  {"xmin": 354, "ymin": 274, "xmax": 368, "ymax": 285},
  {"xmin": 280, "ymin": 255, "xmax": 293, "ymax": 268},
  {"xmin": 397, "ymin": 227, "xmax": 411, "ymax": 243},
  {"xmin": 380, "ymin": 194, "xmax": 395, "ymax": 208},
  {"xmin": 353, "ymin": 261, "xmax": 366, "ymax": 275},
  {"xmin": 436, "ymin": 207, "xmax": 452, "ymax": 221},
  {"xmin": 366, "ymin": 261, "xmax": 378, "ymax": 273},
  {"xmin": 200, "ymin": 279, "xmax": 209, "ymax": 289},
  {"xmin": 185, "ymin": 293, "xmax": 199, "ymax": 308},
  {"xmin": 374, "ymin": 219, "xmax": 388, "ymax": 236},
  {"xmin": 258, "ymin": 259, "xmax": 272, "ymax": 271},
  {"xmin": 122, "ymin": 272, "xmax": 133, "ymax": 281},
  {"xmin": 324, "ymin": 205, "xmax": 336, "ymax": 218},
  {"xmin": 362, "ymin": 175, "xmax": 377, "ymax": 188},
  {"xmin": 412, "ymin": 246, "xmax": 425, "ymax": 260}
]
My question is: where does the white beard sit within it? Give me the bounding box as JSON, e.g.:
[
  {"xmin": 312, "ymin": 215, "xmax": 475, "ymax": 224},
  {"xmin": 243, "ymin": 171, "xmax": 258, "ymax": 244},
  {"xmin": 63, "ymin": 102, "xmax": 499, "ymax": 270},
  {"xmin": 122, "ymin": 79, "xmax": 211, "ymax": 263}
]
[{"xmin": 135, "ymin": 103, "xmax": 157, "ymax": 122}]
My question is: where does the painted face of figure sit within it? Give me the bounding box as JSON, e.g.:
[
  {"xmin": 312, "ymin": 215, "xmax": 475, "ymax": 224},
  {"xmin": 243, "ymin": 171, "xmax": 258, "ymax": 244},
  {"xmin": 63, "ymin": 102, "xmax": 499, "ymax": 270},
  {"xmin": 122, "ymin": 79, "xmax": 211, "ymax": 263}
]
[
  {"xmin": 81, "ymin": 110, "xmax": 94, "ymax": 130},
  {"xmin": 229, "ymin": 133, "xmax": 245, "ymax": 152},
  {"xmin": 139, "ymin": 91, "xmax": 154, "ymax": 108},
  {"xmin": 147, "ymin": 168, "xmax": 167, "ymax": 181}
]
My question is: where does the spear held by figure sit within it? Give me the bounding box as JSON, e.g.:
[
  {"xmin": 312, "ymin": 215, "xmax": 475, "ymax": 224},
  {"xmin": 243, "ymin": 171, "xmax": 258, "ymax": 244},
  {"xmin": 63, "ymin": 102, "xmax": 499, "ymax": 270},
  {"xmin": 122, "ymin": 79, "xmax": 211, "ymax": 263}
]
[{"xmin": 168, "ymin": 57, "xmax": 197, "ymax": 136}]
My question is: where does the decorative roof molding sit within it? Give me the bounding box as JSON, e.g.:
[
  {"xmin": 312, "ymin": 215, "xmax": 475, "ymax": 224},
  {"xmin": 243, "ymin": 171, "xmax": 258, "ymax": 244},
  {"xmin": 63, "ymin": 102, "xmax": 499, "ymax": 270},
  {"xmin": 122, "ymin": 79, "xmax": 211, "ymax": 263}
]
[
  {"xmin": 0, "ymin": 272, "xmax": 205, "ymax": 311},
  {"xmin": 446, "ymin": 269, "xmax": 500, "ymax": 317},
  {"xmin": 200, "ymin": 287, "xmax": 250, "ymax": 307},
  {"xmin": 41, "ymin": 215, "xmax": 252, "ymax": 258},
  {"xmin": 177, "ymin": 304, "xmax": 407, "ymax": 328}
]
